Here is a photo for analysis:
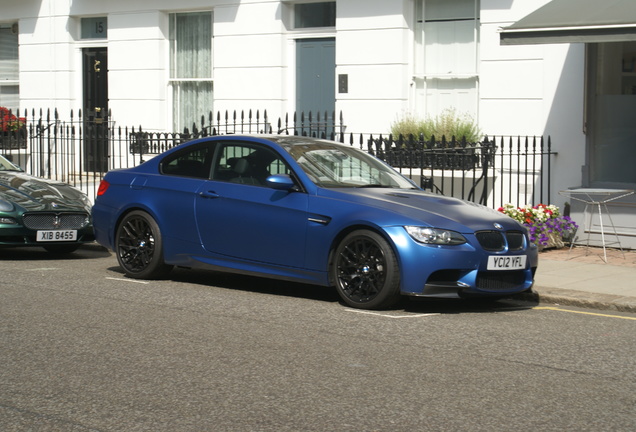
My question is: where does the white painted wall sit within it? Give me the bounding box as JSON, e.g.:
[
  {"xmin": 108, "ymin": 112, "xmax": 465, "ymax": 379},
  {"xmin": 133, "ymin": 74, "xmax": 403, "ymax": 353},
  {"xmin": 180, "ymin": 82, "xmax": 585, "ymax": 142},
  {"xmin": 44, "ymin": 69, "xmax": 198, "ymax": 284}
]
[
  {"xmin": 213, "ymin": 1, "xmax": 287, "ymax": 120},
  {"xmin": 107, "ymin": 11, "xmax": 167, "ymax": 130},
  {"xmin": 4, "ymin": 0, "xmax": 587, "ymax": 193},
  {"xmin": 481, "ymin": 0, "xmax": 586, "ymax": 211},
  {"xmin": 15, "ymin": 0, "xmax": 76, "ymax": 114},
  {"xmin": 335, "ymin": 0, "xmax": 411, "ymax": 134},
  {"xmin": 5, "ymin": 1, "xmax": 585, "ymax": 137}
]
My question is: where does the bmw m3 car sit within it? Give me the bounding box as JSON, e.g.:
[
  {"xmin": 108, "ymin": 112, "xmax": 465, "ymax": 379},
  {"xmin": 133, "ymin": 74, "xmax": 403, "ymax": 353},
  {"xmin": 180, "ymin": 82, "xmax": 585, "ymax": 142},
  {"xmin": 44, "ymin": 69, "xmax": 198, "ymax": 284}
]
[
  {"xmin": 92, "ymin": 135, "xmax": 538, "ymax": 309},
  {"xmin": 0, "ymin": 154, "xmax": 94, "ymax": 253}
]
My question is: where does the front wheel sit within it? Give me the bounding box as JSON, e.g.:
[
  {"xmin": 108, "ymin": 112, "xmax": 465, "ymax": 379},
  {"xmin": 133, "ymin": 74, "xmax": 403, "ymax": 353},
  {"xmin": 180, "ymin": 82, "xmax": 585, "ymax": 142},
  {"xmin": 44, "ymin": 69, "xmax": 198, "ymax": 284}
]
[
  {"xmin": 115, "ymin": 210, "xmax": 172, "ymax": 279},
  {"xmin": 332, "ymin": 230, "xmax": 401, "ymax": 310}
]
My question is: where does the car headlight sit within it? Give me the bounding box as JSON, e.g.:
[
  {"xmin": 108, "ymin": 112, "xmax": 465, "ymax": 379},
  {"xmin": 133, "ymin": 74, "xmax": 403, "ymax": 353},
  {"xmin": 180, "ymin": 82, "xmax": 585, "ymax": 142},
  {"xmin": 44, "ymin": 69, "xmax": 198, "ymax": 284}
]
[
  {"xmin": 0, "ymin": 217, "xmax": 17, "ymax": 225},
  {"xmin": 80, "ymin": 195, "xmax": 93, "ymax": 209},
  {"xmin": 0, "ymin": 199, "xmax": 15, "ymax": 212},
  {"xmin": 405, "ymin": 226, "xmax": 467, "ymax": 245}
]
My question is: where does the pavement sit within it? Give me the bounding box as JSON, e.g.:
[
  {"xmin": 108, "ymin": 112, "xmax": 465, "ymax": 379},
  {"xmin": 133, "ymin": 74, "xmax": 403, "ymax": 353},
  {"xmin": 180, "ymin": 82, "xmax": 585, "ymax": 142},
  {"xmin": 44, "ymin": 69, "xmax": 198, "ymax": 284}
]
[{"xmin": 527, "ymin": 245, "xmax": 636, "ymax": 313}]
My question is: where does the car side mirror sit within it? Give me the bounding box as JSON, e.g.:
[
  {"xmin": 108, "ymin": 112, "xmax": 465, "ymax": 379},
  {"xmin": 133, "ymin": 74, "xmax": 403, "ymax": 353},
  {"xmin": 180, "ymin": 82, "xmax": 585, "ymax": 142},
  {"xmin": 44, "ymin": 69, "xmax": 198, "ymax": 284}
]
[{"xmin": 265, "ymin": 174, "xmax": 297, "ymax": 191}]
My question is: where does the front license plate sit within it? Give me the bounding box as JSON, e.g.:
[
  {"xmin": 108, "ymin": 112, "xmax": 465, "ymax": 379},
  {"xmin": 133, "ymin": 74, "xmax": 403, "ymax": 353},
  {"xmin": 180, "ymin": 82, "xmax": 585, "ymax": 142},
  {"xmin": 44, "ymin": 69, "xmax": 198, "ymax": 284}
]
[
  {"xmin": 36, "ymin": 230, "xmax": 77, "ymax": 242},
  {"xmin": 487, "ymin": 255, "xmax": 527, "ymax": 270}
]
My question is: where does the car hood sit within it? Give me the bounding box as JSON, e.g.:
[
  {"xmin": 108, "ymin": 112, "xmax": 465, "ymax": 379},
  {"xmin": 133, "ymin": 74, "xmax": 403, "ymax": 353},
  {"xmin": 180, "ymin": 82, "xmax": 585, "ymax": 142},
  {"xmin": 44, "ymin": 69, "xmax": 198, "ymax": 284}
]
[
  {"xmin": 0, "ymin": 171, "xmax": 90, "ymax": 212},
  {"xmin": 322, "ymin": 188, "xmax": 524, "ymax": 233}
]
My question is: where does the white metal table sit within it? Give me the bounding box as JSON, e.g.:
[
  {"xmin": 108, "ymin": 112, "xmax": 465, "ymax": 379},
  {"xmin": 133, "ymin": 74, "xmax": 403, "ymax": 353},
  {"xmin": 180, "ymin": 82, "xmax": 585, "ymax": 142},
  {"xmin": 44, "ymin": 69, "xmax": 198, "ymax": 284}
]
[{"xmin": 559, "ymin": 188, "xmax": 634, "ymax": 262}]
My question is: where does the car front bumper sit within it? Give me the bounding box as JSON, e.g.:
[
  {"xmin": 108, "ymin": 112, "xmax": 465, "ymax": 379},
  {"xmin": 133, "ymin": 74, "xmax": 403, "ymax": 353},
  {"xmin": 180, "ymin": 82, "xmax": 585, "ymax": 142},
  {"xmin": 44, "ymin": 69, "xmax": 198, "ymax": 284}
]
[
  {"xmin": 383, "ymin": 226, "xmax": 539, "ymax": 298},
  {"xmin": 0, "ymin": 224, "xmax": 95, "ymax": 247}
]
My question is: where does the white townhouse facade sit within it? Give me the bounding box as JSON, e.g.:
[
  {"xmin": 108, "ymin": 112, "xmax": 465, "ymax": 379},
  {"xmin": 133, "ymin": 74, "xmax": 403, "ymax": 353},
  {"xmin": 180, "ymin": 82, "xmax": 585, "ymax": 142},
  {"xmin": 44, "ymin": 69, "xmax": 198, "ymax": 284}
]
[{"xmin": 1, "ymin": 0, "xmax": 635, "ymax": 248}]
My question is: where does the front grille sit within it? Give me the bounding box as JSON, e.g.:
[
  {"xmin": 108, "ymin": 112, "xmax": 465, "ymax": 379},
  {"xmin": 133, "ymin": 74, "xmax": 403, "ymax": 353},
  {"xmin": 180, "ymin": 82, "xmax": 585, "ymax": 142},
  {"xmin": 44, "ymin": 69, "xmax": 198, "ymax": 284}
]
[
  {"xmin": 476, "ymin": 231, "xmax": 505, "ymax": 251},
  {"xmin": 476, "ymin": 230, "xmax": 526, "ymax": 251},
  {"xmin": 476, "ymin": 270, "xmax": 526, "ymax": 291},
  {"xmin": 506, "ymin": 231, "xmax": 525, "ymax": 251},
  {"xmin": 23, "ymin": 213, "xmax": 90, "ymax": 230}
]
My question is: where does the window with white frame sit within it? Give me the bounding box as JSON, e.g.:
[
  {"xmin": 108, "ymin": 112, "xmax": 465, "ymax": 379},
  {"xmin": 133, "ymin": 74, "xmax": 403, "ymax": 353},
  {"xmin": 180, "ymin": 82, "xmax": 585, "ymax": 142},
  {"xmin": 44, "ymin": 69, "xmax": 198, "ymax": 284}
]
[
  {"xmin": 0, "ymin": 23, "xmax": 19, "ymax": 110},
  {"xmin": 414, "ymin": 0, "xmax": 479, "ymax": 119},
  {"xmin": 169, "ymin": 12, "xmax": 213, "ymax": 132}
]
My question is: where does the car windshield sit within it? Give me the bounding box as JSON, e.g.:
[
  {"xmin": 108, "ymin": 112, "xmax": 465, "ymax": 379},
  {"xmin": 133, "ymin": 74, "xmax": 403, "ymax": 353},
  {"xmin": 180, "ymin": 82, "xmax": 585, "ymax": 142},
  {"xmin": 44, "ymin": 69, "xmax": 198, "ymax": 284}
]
[
  {"xmin": 286, "ymin": 142, "xmax": 416, "ymax": 189},
  {"xmin": 0, "ymin": 155, "xmax": 22, "ymax": 171}
]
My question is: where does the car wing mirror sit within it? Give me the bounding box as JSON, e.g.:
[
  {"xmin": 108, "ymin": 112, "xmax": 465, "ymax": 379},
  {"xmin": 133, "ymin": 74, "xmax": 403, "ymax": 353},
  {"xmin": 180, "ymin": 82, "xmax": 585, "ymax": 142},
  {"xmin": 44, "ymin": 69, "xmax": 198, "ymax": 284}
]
[{"xmin": 265, "ymin": 174, "xmax": 298, "ymax": 191}]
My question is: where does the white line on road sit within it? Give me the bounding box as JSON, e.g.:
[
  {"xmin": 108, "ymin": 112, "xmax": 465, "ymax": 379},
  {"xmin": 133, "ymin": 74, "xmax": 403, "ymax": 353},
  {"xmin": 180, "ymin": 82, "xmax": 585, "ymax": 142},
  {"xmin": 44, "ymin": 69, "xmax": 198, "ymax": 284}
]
[
  {"xmin": 105, "ymin": 277, "xmax": 150, "ymax": 284},
  {"xmin": 345, "ymin": 308, "xmax": 439, "ymax": 319}
]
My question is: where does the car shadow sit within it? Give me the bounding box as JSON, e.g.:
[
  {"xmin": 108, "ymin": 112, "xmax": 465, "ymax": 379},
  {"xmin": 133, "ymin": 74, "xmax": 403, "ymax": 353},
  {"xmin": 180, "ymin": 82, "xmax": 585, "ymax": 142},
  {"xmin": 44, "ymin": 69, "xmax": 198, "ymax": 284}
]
[
  {"xmin": 172, "ymin": 267, "xmax": 343, "ymax": 304},
  {"xmin": 105, "ymin": 265, "xmax": 343, "ymax": 304},
  {"xmin": 0, "ymin": 242, "xmax": 112, "ymax": 261},
  {"xmin": 403, "ymin": 295, "xmax": 539, "ymax": 314},
  {"xmin": 108, "ymin": 265, "xmax": 538, "ymax": 313}
]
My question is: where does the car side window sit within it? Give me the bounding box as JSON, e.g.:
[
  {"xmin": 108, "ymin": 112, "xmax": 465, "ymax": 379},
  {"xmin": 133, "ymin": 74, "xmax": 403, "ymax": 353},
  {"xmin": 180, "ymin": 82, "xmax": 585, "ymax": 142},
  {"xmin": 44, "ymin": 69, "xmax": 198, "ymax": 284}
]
[
  {"xmin": 212, "ymin": 143, "xmax": 291, "ymax": 186},
  {"xmin": 160, "ymin": 143, "xmax": 215, "ymax": 179}
]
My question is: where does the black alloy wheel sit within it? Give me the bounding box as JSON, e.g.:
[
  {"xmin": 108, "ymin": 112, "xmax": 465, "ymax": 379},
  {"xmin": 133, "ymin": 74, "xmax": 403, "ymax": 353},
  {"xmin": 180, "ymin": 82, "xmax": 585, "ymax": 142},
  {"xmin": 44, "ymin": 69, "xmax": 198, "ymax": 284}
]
[
  {"xmin": 115, "ymin": 210, "xmax": 172, "ymax": 279},
  {"xmin": 333, "ymin": 230, "xmax": 401, "ymax": 309}
]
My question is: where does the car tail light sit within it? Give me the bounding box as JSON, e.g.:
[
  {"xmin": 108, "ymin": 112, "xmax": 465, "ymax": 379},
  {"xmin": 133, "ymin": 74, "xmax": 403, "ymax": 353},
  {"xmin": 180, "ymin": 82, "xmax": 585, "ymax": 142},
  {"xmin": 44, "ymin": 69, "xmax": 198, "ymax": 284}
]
[{"xmin": 97, "ymin": 180, "xmax": 110, "ymax": 196}]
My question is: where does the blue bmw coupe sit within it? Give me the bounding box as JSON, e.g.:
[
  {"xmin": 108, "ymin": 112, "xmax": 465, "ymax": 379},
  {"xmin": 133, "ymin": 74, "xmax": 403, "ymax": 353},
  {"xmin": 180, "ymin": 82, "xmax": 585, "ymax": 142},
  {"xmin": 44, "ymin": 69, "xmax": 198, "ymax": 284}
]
[{"xmin": 92, "ymin": 135, "xmax": 538, "ymax": 309}]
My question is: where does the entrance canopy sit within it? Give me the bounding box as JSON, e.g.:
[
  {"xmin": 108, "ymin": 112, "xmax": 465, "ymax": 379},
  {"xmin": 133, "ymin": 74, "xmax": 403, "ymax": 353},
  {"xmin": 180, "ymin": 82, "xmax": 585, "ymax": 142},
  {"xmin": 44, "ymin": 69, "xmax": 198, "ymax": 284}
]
[{"xmin": 500, "ymin": 0, "xmax": 636, "ymax": 45}]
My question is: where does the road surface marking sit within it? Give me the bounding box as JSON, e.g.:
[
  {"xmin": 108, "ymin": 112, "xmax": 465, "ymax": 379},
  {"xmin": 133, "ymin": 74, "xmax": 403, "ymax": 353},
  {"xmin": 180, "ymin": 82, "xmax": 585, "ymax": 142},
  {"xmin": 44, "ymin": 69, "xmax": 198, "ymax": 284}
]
[
  {"xmin": 535, "ymin": 306, "xmax": 636, "ymax": 321},
  {"xmin": 106, "ymin": 277, "xmax": 149, "ymax": 284},
  {"xmin": 345, "ymin": 308, "xmax": 439, "ymax": 318}
]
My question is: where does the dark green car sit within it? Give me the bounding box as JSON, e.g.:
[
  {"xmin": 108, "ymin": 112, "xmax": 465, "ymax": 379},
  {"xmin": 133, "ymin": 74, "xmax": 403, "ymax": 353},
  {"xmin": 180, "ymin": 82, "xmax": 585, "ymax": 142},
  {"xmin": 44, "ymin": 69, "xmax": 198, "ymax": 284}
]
[{"xmin": 0, "ymin": 154, "xmax": 94, "ymax": 253}]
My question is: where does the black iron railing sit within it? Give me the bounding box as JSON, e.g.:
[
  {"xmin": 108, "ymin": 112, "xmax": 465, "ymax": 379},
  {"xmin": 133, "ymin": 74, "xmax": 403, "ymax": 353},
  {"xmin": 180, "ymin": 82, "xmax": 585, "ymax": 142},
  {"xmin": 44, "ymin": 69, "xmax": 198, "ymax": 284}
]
[{"xmin": 0, "ymin": 108, "xmax": 555, "ymax": 208}]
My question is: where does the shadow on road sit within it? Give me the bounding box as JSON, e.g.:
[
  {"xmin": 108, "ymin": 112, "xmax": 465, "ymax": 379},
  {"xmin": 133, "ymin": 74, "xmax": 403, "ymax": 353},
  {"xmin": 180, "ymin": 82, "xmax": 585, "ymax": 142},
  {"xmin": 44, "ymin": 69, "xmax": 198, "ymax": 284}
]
[
  {"xmin": 0, "ymin": 242, "xmax": 111, "ymax": 261},
  {"xmin": 404, "ymin": 295, "xmax": 538, "ymax": 314},
  {"xmin": 169, "ymin": 267, "xmax": 343, "ymax": 304},
  {"xmin": 107, "ymin": 263, "xmax": 538, "ymax": 314}
]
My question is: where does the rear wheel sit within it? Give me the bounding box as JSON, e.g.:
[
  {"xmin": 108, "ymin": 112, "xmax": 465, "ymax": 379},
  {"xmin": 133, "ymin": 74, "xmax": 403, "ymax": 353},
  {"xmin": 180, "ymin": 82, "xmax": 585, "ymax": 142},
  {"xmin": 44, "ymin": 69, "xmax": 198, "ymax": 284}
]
[
  {"xmin": 115, "ymin": 210, "xmax": 172, "ymax": 279},
  {"xmin": 332, "ymin": 230, "xmax": 401, "ymax": 309}
]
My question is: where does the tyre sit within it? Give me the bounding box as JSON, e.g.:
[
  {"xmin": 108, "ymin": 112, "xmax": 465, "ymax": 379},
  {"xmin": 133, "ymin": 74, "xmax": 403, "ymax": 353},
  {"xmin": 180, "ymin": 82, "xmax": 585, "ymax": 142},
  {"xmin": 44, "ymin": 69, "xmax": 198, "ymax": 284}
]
[
  {"xmin": 332, "ymin": 230, "xmax": 401, "ymax": 309},
  {"xmin": 43, "ymin": 244, "xmax": 81, "ymax": 254},
  {"xmin": 115, "ymin": 210, "xmax": 172, "ymax": 279}
]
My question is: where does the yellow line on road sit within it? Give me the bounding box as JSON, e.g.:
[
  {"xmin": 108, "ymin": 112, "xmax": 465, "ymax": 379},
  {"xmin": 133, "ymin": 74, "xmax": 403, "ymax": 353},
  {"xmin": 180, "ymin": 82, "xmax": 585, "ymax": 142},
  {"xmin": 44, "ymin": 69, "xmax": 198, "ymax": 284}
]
[{"xmin": 535, "ymin": 306, "xmax": 636, "ymax": 321}]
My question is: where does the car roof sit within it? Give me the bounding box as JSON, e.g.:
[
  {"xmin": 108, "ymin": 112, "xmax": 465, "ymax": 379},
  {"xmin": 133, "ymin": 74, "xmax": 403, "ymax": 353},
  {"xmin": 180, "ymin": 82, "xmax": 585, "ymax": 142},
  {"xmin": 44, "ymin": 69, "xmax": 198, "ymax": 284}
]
[{"xmin": 212, "ymin": 134, "xmax": 346, "ymax": 148}]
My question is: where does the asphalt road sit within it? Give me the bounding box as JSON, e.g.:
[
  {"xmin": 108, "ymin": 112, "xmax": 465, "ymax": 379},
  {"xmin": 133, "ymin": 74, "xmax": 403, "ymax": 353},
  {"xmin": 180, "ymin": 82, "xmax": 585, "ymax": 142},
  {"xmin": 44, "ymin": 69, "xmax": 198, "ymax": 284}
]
[{"xmin": 1, "ymin": 244, "xmax": 635, "ymax": 432}]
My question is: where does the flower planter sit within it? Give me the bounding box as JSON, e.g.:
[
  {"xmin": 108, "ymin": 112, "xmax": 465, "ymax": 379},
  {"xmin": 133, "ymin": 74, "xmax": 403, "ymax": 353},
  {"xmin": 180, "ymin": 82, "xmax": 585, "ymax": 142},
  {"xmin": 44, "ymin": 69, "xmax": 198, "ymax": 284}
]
[
  {"xmin": 498, "ymin": 203, "xmax": 579, "ymax": 250},
  {"xmin": 0, "ymin": 127, "xmax": 28, "ymax": 150},
  {"xmin": 538, "ymin": 232, "xmax": 565, "ymax": 251}
]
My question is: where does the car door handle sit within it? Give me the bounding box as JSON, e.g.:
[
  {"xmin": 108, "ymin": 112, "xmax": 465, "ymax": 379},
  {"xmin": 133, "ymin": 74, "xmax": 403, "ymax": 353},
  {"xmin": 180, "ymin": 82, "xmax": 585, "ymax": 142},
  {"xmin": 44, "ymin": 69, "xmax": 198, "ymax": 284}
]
[{"xmin": 198, "ymin": 190, "xmax": 220, "ymax": 199}]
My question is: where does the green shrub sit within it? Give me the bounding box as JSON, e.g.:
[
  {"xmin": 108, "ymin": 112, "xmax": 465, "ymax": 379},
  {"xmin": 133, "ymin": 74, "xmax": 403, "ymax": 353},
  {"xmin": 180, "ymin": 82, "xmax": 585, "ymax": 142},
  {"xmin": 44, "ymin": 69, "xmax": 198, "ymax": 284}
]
[{"xmin": 390, "ymin": 108, "xmax": 481, "ymax": 142}]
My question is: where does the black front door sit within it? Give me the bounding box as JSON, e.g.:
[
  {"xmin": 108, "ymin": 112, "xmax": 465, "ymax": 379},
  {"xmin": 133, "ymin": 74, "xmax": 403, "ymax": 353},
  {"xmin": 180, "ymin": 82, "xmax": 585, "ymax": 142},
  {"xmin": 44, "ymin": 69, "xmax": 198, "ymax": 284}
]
[{"xmin": 82, "ymin": 48, "xmax": 108, "ymax": 172}]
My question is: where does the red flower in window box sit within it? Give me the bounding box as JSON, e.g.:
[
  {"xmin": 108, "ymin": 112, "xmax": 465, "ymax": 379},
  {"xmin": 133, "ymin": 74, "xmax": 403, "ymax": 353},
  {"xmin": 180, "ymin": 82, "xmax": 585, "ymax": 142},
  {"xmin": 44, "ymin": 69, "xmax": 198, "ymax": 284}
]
[{"xmin": 0, "ymin": 107, "xmax": 26, "ymax": 132}]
